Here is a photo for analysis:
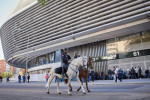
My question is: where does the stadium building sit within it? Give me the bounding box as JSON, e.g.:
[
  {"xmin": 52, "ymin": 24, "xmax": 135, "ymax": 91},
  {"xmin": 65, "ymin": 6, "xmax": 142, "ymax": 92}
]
[{"xmin": 1, "ymin": 0, "xmax": 150, "ymax": 78}]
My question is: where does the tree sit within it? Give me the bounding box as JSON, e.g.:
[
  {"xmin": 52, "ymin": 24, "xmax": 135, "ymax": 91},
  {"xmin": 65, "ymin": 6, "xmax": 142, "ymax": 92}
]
[
  {"xmin": 38, "ymin": 0, "xmax": 49, "ymax": 6},
  {"xmin": 1, "ymin": 71, "xmax": 13, "ymax": 78}
]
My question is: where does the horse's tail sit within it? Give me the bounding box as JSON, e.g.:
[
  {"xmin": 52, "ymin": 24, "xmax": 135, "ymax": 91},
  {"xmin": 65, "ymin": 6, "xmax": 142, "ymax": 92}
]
[{"xmin": 64, "ymin": 79, "xmax": 68, "ymax": 84}]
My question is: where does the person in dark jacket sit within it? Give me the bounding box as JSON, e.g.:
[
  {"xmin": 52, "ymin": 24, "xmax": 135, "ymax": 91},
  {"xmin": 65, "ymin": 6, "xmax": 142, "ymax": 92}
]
[
  {"xmin": 88, "ymin": 72, "xmax": 91, "ymax": 82},
  {"xmin": 90, "ymin": 69, "xmax": 94, "ymax": 82},
  {"xmin": 27, "ymin": 74, "xmax": 30, "ymax": 83},
  {"xmin": 97, "ymin": 72, "xmax": 101, "ymax": 80},
  {"xmin": 145, "ymin": 69, "xmax": 149, "ymax": 78},
  {"xmin": 74, "ymin": 53, "xmax": 80, "ymax": 58},
  {"xmin": 101, "ymin": 71, "xmax": 105, "ymax": 80},
  {"xmin": 131, "ymin": 67, "xmax": 135, "ymax": 79},
  {"xmin": 0, "ymin": 76, "xmax": 3, "ymax": 82},
  {"xmin": 138, "ymin": 66, "xmax": 142, "ymax": 79},
  {"xmin": 118, "ymin": 68, "xmax": 123, "ymax": 82},
  {"xmin": 61, "ymin": 48, "xmax": 71, "ymax": 77},
  {"xmin": 6, "ymin": 76, "xmax": 9, "ymax": 82},
  {"xmin": 23, "ymin": 75, "xmax": 26, "ymax": 83},
  {"xmin": 108, "ymin": 69, "xmax": 112, "ymax": 80},
  {"xmin": 128, "ymin": 71, "xmax": 131, "ymax": 79},
  {"xmin": 18, "ymin": 74, "xmax": 21, "ymax": 83},
  {"xmin": 94, "ymin": 71, "xmax": 98, "ymax": 80}
]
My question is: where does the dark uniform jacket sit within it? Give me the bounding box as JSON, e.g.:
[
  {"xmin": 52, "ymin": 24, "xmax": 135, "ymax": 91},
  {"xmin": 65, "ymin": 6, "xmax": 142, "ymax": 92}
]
[
  {"xmin": 62, "ymin": 52, "xmax": 71, "ymax": 64},
  {"xmin": 74, "ymin": 55, "xmax": 80, "ymax": 59}
]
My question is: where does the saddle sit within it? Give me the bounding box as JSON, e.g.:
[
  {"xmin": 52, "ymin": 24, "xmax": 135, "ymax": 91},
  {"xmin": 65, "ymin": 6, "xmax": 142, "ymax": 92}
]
[
  {"xmin": 55, "ymin": 67, "xmax": 68, "ymax": 78},
  {"xmin": 55, "ymin": 67, "xmax": 63, "ymax": 74}
]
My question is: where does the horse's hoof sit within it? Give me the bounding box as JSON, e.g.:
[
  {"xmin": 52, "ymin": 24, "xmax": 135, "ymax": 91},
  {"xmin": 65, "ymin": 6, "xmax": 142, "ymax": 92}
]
[
  {"xmin": 47, "ymin": 92, "xmax": 49, "ymax": 94},
  {"xmin": 69, "ymin": 89, "xmax": 72, "ymax": 91},
  {"xmin": 68, "ymin": 92, "xmax": 72, "ymax": 96},
  {"xmin": 57, "ymin": 90, "xmax": 61, "ymax": 94},
  {"xmin": 83, "ymin": 92, "xmax": 86, "ymax": 94},
  {"xmin": 88, "ymin": 90, "xmax": 91, "ymax": 92}
]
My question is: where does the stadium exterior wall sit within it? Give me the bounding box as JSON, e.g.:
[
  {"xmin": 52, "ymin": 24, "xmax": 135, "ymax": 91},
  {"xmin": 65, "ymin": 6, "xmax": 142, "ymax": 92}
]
[{"xmin": 1, "ymin": 0, "xmax": 150, "ymax": 75}]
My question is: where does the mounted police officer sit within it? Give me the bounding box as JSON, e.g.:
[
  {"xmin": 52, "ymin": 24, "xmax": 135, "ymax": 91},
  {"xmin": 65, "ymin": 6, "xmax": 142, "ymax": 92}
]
[
  {"xmin": 74, "ymin": 53, "xmax": 82, "ymax": 71},
  {"xmin": 74, "ymin": 53, "xmax": 80, "ymax": 59},
  {"xmin": 62, "ymin": 48, "xmax": 71, "ymax": 77}
]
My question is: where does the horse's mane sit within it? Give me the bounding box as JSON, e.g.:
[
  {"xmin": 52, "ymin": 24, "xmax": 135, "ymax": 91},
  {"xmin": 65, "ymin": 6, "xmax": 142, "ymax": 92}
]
[{"xmin": 71, "ymin": 56, "xmax": 87, "ymax": 66}]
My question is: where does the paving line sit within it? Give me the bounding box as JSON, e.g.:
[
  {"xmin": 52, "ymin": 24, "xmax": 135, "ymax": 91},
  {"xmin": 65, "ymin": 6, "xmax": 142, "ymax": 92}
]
[
  {"xmin": 0, "ymin": 89, "xmax": 44, "ymax": 93},
  {"xmin": 0, "ymin": 88, "xmax": 150, "ymax": 96},
  {"xmin": 91, "ymin": 83, "xmax": 150, "ymax": 85},
  {"xmin": 1, "ymin": 82, "xmax": 150, "ymax": 87}
]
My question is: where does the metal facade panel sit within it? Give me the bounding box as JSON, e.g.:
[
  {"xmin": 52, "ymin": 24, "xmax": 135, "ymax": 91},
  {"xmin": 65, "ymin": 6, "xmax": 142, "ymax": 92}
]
[{"xmin": 1, "ymin": 0, "xmax": 150, "ymax": 67}]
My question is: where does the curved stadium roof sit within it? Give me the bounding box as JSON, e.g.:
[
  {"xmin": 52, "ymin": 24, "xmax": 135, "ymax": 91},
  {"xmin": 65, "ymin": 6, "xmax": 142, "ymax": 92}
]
[
  {"xmin": 8, "ymin": 0, "xmax": 36, "ymax": 18},
  {"xmin": 1, "ymin": 0, "xmax": 150, "ymax": 68}
]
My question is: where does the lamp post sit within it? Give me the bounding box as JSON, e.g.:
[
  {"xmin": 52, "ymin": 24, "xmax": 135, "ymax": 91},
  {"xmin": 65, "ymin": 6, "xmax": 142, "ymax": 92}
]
[
  {"xmin": 16, "ymin": 28, "xmax": 29, "ymax": 83},
  {"xmin": 14, "ymin": 18, "xmax": 34, "ymax": 83}
]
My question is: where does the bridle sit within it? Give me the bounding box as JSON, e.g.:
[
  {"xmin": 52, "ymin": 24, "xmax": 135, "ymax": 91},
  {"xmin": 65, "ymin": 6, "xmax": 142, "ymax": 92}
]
[
  {"xmin": 69, "ymin": 57, "xmax": 88, "ymax": 74},
  {"xmin": 82, "ymin": 57, "xmax": 93, "ymax": 72}
]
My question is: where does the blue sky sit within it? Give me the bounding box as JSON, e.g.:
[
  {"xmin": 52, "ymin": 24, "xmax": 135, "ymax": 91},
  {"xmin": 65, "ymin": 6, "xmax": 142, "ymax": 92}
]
[{"xmin": 0, "ymin": 0, "xmax": 19, "ymax": 60}]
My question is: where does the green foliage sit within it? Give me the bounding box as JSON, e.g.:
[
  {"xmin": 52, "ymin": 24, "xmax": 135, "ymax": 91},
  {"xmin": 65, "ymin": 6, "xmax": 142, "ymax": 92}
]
[
  {"xmin": 95, "ymin": 57, "xmax": 102, "ymax": 62},
  {"xmin": 38, "ymin": 0, "xmax": 49, "ymax": 6},
  {"xmin": 1, "ymin": 71, "xmax": 13, "ymax": 78}
]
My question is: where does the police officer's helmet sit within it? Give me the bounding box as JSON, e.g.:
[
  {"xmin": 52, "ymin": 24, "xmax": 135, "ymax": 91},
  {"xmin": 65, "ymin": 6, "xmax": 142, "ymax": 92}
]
[
  {"xmin": 64, "ymin": 48, "xmax": 68, "ymax": 51},
  {"xmin": 75, "ymin": 53, "xmax": 78, "ymax": 55}
]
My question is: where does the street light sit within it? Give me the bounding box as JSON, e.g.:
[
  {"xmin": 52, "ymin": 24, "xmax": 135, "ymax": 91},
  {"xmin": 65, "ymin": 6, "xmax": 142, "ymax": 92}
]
[
  {"xmin": 16, "ymin": 28, "xmax": 29, "ymax": 83},
  {"xmin": 13, "ymin": 18, "xmax": 34, "ymax": 83}
]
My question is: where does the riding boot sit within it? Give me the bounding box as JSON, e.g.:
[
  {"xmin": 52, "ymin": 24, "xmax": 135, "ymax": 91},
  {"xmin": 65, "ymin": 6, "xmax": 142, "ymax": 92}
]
[
  {"xmin": 62, "ymin": 67, "xmax": 65, "ymax": 77},
  {"xmin": 64, "ymin": 72, "xmax": 68, "ymax": 78},
  {"xmin": 62, "ymin": 67, "xmax": 68, "ymax": 78}
]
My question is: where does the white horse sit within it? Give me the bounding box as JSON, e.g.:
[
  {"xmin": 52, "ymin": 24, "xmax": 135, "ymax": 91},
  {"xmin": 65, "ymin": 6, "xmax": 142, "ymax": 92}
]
[{"xmin": 46, "ymin": 56, "xmax": 88, "ymax": 95}]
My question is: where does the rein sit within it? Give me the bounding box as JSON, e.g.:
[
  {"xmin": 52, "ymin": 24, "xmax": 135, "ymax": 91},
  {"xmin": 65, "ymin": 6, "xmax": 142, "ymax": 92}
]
[
  {"xmin": 69, "ymin": 57, "xmax": 87, "ymax": 76},
  {"xmin": 69, "ymin": 65, "xmax": 78, "ymax": 74}
]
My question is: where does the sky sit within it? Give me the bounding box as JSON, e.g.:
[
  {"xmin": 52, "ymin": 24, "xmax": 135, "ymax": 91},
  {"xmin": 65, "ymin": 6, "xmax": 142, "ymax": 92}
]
[{"xmin": 0, "ymin": 0, "xmax": 19, "ymax": 60}]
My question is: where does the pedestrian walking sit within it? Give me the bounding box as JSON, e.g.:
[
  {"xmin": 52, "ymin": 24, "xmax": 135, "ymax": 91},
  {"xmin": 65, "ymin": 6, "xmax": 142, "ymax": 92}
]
[
  {"xmin": 23, "ymin": 75, "xmax": 26, "ymax": 83},
  {"xmin": 45, "ymin": 74, "xmax": 49, "ymax": 82},
  {"xmin": 114, "ymin": 66, "xmax": 119, "ymax": 82},
  {"xmin": 27, "ymin": 74, "xmax": 30, "ymax": 83},
  {"xmin": 0, "ymin": 76, "xmax": 3, "ymax": 83},
  {"xmin": 18, "ymin": 74, "xmax": 21, "ymax": 83},
  {"xmin": 6, "ymin": 76, "xmax": 9, "ymax": 82}
]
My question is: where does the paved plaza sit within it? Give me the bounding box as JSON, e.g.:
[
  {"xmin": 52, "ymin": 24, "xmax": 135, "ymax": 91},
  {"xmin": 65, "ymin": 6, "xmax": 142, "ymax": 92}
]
[{"xmin": 0, "ymin": 79, "xmax": 150, "ymax": 100}]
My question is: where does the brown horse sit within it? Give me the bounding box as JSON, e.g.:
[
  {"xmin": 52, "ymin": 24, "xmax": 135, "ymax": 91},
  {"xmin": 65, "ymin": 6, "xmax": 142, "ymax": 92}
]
[{"xmin": 69, "ymin": 57, "xmax": 93, "ymax": 92}]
